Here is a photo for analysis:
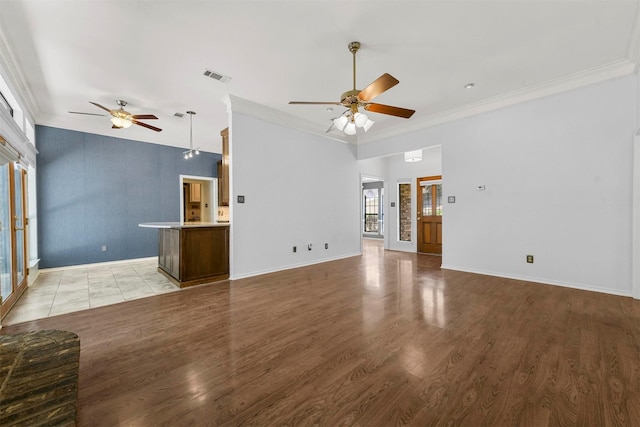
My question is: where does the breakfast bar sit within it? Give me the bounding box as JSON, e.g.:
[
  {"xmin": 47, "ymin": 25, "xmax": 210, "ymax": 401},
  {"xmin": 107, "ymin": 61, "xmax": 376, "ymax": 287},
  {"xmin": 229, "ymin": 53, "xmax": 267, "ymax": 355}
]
[{"xmin": 139, "ymin": 222, "xmax": 229, "ymax": 288}]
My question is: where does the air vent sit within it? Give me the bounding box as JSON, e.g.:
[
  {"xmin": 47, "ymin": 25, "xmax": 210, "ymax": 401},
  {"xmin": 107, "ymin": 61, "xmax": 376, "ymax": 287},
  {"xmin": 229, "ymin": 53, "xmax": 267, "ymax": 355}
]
[
  {"xmin": 174, "ymin": 112, "xmax": 185, "ymax": 118},
  {"xmin": 203, "ymin": 69, "xmax": 231, "ymax": 83}
]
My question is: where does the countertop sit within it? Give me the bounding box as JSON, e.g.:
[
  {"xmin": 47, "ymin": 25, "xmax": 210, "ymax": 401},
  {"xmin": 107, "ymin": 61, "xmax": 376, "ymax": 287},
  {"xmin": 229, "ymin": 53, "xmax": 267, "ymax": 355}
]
[{"xmin": 138, "ymin": 222, "xmax": 230, "ymax": 229}]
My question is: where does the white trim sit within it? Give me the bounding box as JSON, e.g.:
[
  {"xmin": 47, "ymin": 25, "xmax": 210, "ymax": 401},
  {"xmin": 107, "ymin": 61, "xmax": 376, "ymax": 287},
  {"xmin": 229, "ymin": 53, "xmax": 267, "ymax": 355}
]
[
  {"xmin": 441, "ymin": 264, "xmax": 632, "ymax": 298},
  {"xmin": 358, "ymin": 59, "xmax": 636, "ymax": 147},
  {"xmin": 39, "ymin": 256, "xmax": 158, "ymax": 273},
  {"xmin": 0, "ymin": 24, "xmax": 39, "ymax": 121},
  {"xmin": 223, "ymin": 94, "xmax": 353, "ymax": 145},
  {"xmin": 633, "ymin": 133, "xmax": 640, "ymax": 299},
  {"xmin": 179, "ymin": 174, "xmax": 218, "ymax": 223},
  {"xmin": 627, "ymin": 1, "xmax": 640, "ymax": 73},
  {"xmin": 230, "ymin": 252, "xmax": 361, "ymax": 280}
]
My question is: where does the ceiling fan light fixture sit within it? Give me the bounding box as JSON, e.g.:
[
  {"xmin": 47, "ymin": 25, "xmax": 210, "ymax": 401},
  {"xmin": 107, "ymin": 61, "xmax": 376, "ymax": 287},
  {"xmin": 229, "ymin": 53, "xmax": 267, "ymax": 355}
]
[
  {"xmin": 110, "ymin": 116, "xmax": 132, "ymax": 128},
  {"xmin": 344, "ymin": 122, "xmax": 357, "ymax": 135},
  {"xmin": 363, "ymin": 118, "xmax": 375, "ymax": 132},
  {"xmin": 354, "ymin": 112, "xmax": 369, "ymax": 127},
  {"xmin": 333, "ymin": 115, "xmax": 348, "ymax": 131}
]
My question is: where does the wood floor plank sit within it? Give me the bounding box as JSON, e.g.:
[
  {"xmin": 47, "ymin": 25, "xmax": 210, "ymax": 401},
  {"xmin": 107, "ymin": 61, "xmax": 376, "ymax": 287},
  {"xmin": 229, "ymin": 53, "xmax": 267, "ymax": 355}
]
[{"xmin": 2, "ymin": 240, "xmax": 640, "ymax": 426}]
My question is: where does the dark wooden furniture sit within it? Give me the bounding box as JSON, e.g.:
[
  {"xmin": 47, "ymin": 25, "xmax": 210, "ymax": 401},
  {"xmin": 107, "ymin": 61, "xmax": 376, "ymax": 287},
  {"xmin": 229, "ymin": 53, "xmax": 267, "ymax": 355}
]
[
  {"xmin": 217, "ymin": 127, "xmax": 229, "ymax": 206},
  {"xmin": 0, "ymin": 330, "xmax": 80, "ymax": 426},
  {"xmin": 158, "ymin": 224, "xmax": 229, "ymax": 287}
]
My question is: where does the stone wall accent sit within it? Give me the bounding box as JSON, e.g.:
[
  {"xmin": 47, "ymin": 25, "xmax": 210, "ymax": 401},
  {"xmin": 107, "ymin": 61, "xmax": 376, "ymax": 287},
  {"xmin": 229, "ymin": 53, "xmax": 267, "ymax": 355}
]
[{"xmin": 399, "ymin": 183, "xmax": 411, "ymax": 241}]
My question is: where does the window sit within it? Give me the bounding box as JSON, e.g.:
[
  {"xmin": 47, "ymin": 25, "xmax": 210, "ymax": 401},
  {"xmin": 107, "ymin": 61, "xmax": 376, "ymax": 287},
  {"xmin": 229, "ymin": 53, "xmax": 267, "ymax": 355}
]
[{"xmin": 0, "ymin": 91, "xmax": 13, "ymax": 117}]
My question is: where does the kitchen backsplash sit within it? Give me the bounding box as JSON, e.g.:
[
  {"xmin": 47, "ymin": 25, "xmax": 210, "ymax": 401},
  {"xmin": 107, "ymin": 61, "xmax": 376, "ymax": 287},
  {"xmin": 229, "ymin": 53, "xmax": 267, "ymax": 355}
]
[{"xmin": 217, "ymin": 206, "xmax": 229, "ymax": 222}]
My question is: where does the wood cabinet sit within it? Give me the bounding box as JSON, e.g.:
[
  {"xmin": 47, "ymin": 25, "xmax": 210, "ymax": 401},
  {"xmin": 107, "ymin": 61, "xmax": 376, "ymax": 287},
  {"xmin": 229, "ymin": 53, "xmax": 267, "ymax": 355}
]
[
  {"xmin": 218, "ymin": 128, "xmax": 229, "ymax": 206},
  {"xmin": 189, "ymin": 182, "xmax": 201, "ymax": 202},
  {"xmin": 158, "ymin": 225, "xmax": 229, "ymax": 287}
]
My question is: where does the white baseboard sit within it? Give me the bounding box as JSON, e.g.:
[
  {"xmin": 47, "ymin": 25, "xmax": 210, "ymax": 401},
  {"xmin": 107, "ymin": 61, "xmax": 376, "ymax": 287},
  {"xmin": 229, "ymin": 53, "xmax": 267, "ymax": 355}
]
[
  {"xmin": 230, "ymin": 252, "xmax": 362, "ymax": 281},
  {"xmin": 440, "ymin": 264, "xmax": 632, "ymax": 298}
]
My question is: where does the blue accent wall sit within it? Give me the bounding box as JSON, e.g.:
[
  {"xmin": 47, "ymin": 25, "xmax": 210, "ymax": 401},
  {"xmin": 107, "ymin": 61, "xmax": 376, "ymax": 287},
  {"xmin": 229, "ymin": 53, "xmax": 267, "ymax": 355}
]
[{"xmin": 36, "ymin": 125, "xmax": 220, "ymax": 268}]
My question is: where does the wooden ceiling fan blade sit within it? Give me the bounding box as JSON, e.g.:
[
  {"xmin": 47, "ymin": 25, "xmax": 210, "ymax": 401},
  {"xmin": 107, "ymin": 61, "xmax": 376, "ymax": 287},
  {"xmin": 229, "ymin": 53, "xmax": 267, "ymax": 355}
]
[
  {"xmin": 69, "ymin": 111, "xmax": 107, "ymax": 116},
  {"xmin": 289, "ymin": 101, "xmax": 342, "ymax": 105},
  {"xmin": 365, "ymin": 103, "xmax": 415, "ymax": 118},
  {"xmin": 89, "ymin": 101, "xmax": 113, "ymax": 113},
  {"xmin": 133, "ymin": 120, "xmax": 162, "ymax": 132},
  {"xmin": 358, "ymin": 73, "xmax": 399, "ymax": 102},
  {"xmin": 131, "ymin": 114, "xmax": 158, "ymax": 120}
]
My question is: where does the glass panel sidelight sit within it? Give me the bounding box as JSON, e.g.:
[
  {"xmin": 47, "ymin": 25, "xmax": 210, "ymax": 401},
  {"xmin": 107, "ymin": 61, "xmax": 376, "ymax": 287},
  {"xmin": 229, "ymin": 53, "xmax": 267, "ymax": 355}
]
[
  {"xmin": 0, "ymin": 164, "xmax": 12, "ymax": 303},
  {"xmin": 398, "ymin": 183, "xmax": 411, "ymax": 241},
  {"xmin": 14, "ymin": 166, "xmax": 25, "ymax": 286},
  {"xmin": 379, "ymin": 187, "xmax": 384, "ymax": 235}
]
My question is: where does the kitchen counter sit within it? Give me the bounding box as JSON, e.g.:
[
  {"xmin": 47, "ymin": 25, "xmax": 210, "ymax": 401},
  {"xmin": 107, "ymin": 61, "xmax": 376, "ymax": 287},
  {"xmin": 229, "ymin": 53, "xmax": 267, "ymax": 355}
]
[{"xmin": 139, "ymin": 222, "xmax": 229, "ymax": 287}]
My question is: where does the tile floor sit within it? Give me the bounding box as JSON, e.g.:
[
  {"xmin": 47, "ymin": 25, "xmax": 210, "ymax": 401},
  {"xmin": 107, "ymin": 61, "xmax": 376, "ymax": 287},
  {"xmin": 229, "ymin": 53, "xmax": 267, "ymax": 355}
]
[{"xmin": 2, "ymin": 258, "xmax": 179, "ymax": 326}]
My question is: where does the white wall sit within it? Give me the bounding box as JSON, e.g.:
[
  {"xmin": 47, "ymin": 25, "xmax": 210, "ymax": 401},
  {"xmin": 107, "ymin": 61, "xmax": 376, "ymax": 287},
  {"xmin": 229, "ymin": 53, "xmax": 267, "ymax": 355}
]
[
  {"xmin": 228, "ymin": 74, "xmax": 636, "ymax": 296},
  {"xmin": 230, "ymin": 113, "xmax": 361, "ymax": 279},
  {"xmin": 356, "ymin": 75, "xmax": 635, "ymax": 296},
  {"xmin": 423, "ymin": 76, "xmax": 634, "ymax": 295}
]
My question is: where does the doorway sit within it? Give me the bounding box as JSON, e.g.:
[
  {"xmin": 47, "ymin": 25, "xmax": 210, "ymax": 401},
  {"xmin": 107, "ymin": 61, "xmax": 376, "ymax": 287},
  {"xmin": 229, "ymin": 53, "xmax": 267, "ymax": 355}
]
[
  {"xmin": 362, "ymin": 178, "xmax": 384, "ymax": 239},
  {"xmin": 417, "ymin": 175, "xmax": 442, "ymax": 254},
  {"xmin": 1, "ymin": 162, "xmax": 28, "ymax": 319},
  {"xmin": 180, "ymin": 175, "xmax": 218, "ymax": 223}
]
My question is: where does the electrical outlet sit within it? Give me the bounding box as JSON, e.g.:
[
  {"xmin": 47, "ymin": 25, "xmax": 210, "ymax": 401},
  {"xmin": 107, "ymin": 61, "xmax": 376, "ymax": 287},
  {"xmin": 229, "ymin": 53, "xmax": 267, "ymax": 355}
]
[
  {"xmin": 526, "ymin": 255, "xmax": 534, "ymax": 263},
  {"xmin": 308, "ymin": 243, "xmax": 312, "ymax": 251},
  {"xmin": 101, "ymin": 245, "xmax": 107, "ymax": 252},
  {"xmin": 325, "ymin": 243, "xmax": 328, "ymax": 249}
]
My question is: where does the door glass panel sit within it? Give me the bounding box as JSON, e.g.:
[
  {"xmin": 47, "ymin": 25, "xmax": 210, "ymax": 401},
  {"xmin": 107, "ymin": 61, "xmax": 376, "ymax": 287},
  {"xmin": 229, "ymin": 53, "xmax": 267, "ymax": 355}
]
[
  {"xmin": 0, "ymin": 164, "xmax": 12, "ymax": 302},
  {"xmin": 435, "ymin": 184, "xmax": 443, "ymax": 216},
  {"xmin": 422, "ymin": 185, "xmax": 432, "ymax": 216},
  {"xmin": 14, "ymin": 167, "xmax": 25, "ymax": 285},
  {"xmin": 380, "ymin": 188, "xmax": 384, "ymax": 235}
]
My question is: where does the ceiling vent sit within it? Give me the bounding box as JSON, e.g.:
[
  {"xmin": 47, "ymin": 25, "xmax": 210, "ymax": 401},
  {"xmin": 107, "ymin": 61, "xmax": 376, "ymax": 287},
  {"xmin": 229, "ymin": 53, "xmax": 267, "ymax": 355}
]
[
  {"xmin": 174, "ymin": 112, "xmax": 185, "ymax": 117},
  {"xmin": 203, "ymin": 69, "xmax": 231, "ymax": 83}
]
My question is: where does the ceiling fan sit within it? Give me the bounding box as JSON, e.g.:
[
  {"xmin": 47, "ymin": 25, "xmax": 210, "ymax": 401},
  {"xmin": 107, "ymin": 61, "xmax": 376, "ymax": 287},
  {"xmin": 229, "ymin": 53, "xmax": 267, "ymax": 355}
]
[
  {"xmin": 69, "ymin": 100, "xmax": 162, "ymax": 132},
  {"xmin": 289, "ymin": 41, "xmax": 415, "ymax": 135}
]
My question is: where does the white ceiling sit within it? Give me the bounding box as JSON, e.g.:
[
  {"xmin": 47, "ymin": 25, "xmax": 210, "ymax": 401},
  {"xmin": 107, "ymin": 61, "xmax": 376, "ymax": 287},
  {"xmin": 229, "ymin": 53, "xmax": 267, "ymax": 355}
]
[{"xmin": 1, "ymin": 0, "xmax": 639, "ymax": 154}]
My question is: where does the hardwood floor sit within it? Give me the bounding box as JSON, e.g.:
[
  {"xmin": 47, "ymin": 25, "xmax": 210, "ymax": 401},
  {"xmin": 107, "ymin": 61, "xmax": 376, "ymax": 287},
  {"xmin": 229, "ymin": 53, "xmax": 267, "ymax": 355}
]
[{"xmin": 2, "ymin": 240, "xmax": 640, "ymax": 426}]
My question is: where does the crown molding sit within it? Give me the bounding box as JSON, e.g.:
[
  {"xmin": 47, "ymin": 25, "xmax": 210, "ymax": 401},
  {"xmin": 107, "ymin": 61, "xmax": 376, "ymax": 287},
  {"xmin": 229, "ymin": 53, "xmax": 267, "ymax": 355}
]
[
  {"xmin": 358, "ymin": 58, "xmax": 637, "ymax": 146},
  {"xmin": 627, "ymin": 0, "xmax": 640, "ymax": 73},
  {"xmin": 222, "ymin": 94, "xmax": 354, "ymax": 145},
  {"xmin": 0, "ymin": 25, "xmax": 40, "ymax": 123}
]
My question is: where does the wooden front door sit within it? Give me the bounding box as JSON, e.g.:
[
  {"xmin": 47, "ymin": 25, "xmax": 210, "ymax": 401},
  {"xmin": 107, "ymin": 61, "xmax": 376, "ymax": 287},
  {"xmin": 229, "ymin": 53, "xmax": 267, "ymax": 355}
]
[{"xmin": 417, "ymin": 176, "xmax": 442, "ymax": 254}]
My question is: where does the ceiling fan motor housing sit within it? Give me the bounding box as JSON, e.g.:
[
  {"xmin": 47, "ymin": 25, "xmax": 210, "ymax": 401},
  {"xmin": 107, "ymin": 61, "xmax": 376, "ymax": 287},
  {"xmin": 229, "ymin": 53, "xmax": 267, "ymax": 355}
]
[{"xmin": 341, "ymin": 89, "xmax": 361, "ymax": 105}]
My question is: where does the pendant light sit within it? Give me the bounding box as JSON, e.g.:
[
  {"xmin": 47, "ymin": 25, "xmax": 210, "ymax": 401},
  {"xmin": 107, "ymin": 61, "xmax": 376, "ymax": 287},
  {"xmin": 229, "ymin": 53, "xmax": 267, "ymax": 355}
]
[{"xmin": 183, "ymin": 110, "xmax": 201, "ymax": 159}]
